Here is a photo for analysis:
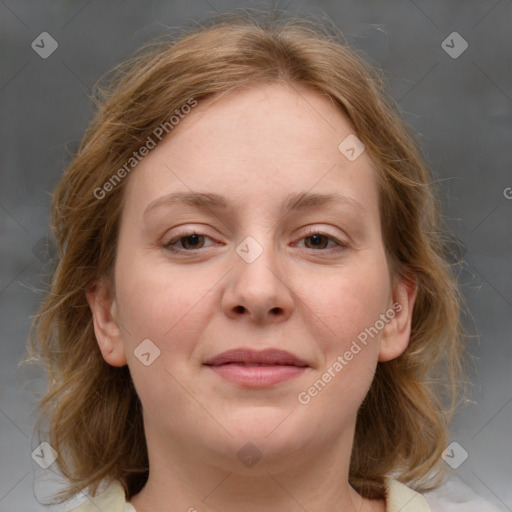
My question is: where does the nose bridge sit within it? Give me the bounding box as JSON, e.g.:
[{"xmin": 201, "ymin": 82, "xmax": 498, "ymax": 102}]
[
  {"xmin": 223, "ymin": 229, "xmax": 293, "ymax": 322},
  {"xmin": 234, "ymin": 230, "xmax": 281, "ymax": 292}
]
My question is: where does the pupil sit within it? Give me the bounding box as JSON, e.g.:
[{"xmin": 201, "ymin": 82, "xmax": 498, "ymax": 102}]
[
  {"xmin": 308, "ymin": 234, "xmax": 327, "ymax": 249},
  {"xmin": 184, "ymin": 234, "xmax": 201, "ymax": 249}
]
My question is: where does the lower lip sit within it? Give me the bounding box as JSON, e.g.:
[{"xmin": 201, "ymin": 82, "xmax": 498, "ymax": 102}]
[{"xmin": 206, "ymin": 364, "xmax": 307, "ymax": 387}]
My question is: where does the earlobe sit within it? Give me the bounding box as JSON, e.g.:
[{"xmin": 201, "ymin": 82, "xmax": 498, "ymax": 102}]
[
  {"xmin": 378, "ymin": 274, "xmax": 417, "ymax": 363},
  {"xmin": 85, "ymin": 278, "xmax": 127, "ymax": 367}
]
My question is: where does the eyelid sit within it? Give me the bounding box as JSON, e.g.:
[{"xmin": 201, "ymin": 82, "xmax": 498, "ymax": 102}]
[{"xmin": 300, "ymin": 226, "xmax": 348, "ymax": 242}]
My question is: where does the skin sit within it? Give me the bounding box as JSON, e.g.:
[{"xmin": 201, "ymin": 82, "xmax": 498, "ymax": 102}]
[{"xmin": 87, "ymin": 83, "xmax": 416, "ymax": 512}]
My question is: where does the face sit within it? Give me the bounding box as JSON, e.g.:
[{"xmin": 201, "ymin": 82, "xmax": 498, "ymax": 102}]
[{"xmin": 88, "ymin": 83, "xmax": 415, "ymax": 473}]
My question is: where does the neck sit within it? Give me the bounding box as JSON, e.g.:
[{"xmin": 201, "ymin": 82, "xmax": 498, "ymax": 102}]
[{"xmin": 130, "ymin": 422, "xmax": 385, "ymax": 512}]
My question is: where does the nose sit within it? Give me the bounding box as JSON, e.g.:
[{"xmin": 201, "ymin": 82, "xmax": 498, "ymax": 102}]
[{"xmin": 221, "ymin": 237, "xmax": 294, "ymax": 324}]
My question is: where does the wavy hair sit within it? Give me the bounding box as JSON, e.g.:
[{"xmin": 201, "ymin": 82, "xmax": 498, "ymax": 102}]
[{"xmin": 25, "ymin": 10, "xmax": 467, "ymax": 504}]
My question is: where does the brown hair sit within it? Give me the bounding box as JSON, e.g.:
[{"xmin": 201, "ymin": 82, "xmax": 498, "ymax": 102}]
[{"xmin": 26, "ymin": 10, "xmax": 467, "ymax": 504}]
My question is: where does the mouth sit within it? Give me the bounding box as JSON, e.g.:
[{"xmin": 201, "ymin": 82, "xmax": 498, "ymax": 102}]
[{"xmin": 203, "ymin": 348, "xmax": 309, "ymax": 387}]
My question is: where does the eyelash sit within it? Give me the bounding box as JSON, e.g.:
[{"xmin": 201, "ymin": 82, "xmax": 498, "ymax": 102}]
[{"xmin": 162, "ymin": 228, "xmax": 348, "ymax": 255}]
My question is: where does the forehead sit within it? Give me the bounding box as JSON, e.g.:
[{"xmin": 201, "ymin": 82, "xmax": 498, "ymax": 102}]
[
  {"xmin": 166, "ymin": 83, "xmax": 356, "ymax": 161},
  {"xmin": 121, "ymin": 83, "xmax": 380, "ymax": 222}
]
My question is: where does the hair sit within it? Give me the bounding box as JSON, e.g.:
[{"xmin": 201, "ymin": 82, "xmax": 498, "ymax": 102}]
[{"xmin": 25, "ymin": 9, "xmax": 467, "ymax": 505}]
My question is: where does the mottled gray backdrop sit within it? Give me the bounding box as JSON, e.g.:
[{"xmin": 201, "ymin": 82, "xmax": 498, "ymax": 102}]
[{"xmin": 0, "ymin": 1, "xmax": 511, "ymax": 511}]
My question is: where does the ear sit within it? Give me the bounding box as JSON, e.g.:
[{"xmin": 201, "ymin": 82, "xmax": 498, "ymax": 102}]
[
  {"xmin": 378, "ymin": 273, "xmax": 417, "ymax": 363},
  {"xmin": 85, "ymin": 278, "xmax": 127, "ymax": 367}
]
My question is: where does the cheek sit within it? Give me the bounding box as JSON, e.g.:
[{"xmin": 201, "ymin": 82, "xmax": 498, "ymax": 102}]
[
  {"xmin": 295, "ymin": 256, "xmax": 390, "ymax": 412},
  {"xmin": 113, "ymin": 252, "xmax": 210, "ymax": 424},
  {"xmin": 295, "ymin": 266, "xmax": 388, "ymax": 415},
  {"xmin": 309, "ymin": 258, "xmax": 391, "ymax": 352},
  {"xmin": 114, "ymin": 247, "xmax": 207, "ymax": 341}
]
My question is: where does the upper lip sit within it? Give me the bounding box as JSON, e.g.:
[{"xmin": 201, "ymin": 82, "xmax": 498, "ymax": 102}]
[{"xmin": 203, "ymin": 348, "xmax": 309, "ymax": 367}]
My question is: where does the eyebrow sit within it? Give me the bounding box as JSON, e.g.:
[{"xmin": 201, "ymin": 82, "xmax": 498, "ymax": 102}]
[{"xmin": 142, "ymin": 190, "xmax": 367, "ymax": 219}]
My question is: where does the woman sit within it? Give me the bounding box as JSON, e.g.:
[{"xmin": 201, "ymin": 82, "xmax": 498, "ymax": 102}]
[{"xmin": 28, "ymin": 12, "xmax": 465, "ymax": 512}]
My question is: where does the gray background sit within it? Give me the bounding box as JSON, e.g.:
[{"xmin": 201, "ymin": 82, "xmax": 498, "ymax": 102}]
[{"xmin": 0, "ymin": 1, "xmax": 511, "ymax": 511}]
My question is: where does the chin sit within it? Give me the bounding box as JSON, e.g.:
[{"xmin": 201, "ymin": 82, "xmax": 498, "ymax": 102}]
[
  {"xmin": 208, "ymin": 411, "xmax": 314, "ymax": 461},
  {"xmin": 227, "ymin": 404, "xmax": 300, "ymax": 437},
  {"xmin": 209, "ymin": 435, "xmax": 307, "ymax": 476}
]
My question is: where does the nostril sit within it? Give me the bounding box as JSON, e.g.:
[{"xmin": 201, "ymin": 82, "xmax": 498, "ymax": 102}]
[{"xmin": 235, "ymin": 305, "xmax": 246, "ymax": 313}]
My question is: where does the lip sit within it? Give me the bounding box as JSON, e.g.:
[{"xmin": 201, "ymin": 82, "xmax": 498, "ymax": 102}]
[
  {"xmin": 203, "ymin": 348, "xmax": 309, "ymax": 367},
  {"xmin": 203, "ymin": 348, "xmax": 309, "ymax": 388}
]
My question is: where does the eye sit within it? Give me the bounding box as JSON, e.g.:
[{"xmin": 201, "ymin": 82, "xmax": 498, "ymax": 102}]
[
  {"xmin": 295, "ymin": 229, "xmax": 348, "ymax": 253},
  {"xmin": 162, "ymin": 228, "xmax": 348, "ymax": 255},
  {"xmin": 162, "ymin": 231, "xmax": 216, "ymax": 254}
]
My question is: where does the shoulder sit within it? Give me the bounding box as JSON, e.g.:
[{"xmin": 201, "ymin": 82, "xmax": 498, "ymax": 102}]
[
  {"xmin": 68, "ymin": 480, "xmax": 135, "ymax": 512},
  {"xmin": 385, "ymin": 478, "xmax": 431, "ymax": 512}
]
